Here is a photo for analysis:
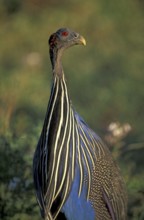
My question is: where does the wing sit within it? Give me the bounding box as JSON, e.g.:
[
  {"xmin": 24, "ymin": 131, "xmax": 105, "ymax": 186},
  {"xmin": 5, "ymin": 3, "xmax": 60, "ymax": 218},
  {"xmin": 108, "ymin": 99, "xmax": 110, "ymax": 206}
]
[{"xmin": 74, "ymin": 111, "xmax": 127, "ymax": 220}]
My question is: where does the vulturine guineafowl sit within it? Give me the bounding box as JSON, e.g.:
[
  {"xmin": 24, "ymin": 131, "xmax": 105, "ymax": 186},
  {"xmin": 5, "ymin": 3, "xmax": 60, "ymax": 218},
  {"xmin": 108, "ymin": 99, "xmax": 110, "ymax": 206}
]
[{"xmin": 33, "ymin": 28, "xmax": 127, "ymax": 220}]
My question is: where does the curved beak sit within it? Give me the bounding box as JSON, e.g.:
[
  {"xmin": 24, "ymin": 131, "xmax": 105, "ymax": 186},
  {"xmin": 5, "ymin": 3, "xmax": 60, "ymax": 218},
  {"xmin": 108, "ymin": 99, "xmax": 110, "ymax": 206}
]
[
  {"xmin": 77, "ymin": 35, "xmax": 86, "ymax": 46},
  {"xmin": 73, "ymin": 34, "xmax": 86, "ymax": 46}
]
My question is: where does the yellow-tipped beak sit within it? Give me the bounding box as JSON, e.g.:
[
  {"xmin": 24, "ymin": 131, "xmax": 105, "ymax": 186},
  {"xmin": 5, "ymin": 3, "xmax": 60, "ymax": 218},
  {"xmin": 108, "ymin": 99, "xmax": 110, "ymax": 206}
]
[{"xmin": 78, "ymin": 35, "xmax": 86, "ymax": 46}]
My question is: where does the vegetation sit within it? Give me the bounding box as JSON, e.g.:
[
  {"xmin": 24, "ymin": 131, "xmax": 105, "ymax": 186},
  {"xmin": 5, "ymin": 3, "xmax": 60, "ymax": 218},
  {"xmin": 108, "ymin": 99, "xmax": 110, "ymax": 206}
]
[{"xmin": 0, "ymin": 0, "xmax": 144, "ymax": 219}]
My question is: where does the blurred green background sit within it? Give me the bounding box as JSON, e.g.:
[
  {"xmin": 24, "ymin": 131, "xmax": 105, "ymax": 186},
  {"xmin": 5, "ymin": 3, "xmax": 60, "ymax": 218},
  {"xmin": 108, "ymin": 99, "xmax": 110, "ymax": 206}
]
[{"xmin": 0, "ymin": 0, "xmax": 144, "ymax": 219}]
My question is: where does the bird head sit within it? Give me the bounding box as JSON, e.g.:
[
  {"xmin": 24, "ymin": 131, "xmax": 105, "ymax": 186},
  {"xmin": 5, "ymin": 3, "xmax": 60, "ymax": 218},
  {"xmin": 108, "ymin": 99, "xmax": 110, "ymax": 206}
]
[{"xmin": 49, "ymin": 28, "xmax": 86, "ymax": 51}]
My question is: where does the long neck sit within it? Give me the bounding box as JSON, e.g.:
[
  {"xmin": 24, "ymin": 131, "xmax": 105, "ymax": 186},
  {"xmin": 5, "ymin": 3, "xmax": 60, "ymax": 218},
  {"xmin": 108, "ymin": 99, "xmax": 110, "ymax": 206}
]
[
  {"xmin": 50, "ymin": 47, "xmax": 64, "ymax": 76},
  {"xmin": 44, "ymin": 49, "xmax": 71, "ymax": 149}
]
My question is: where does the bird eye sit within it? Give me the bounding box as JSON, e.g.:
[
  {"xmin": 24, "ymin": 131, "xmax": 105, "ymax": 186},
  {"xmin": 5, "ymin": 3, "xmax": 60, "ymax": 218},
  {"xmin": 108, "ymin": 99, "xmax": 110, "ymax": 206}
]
[
  {"xmin": 61, "ymin": 31, "xmax": 69, "ymax": 37},
  {"xmin": 73, "ymin": 33, "xmax": 79, "ymax": 38}
]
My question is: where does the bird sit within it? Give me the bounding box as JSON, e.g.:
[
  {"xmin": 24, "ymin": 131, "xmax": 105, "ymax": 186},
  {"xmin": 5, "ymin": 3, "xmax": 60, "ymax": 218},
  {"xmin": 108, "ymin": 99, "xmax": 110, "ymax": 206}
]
[{"xmin": 33, "ymin": 28, "xmax": 127, "ymax": 220}]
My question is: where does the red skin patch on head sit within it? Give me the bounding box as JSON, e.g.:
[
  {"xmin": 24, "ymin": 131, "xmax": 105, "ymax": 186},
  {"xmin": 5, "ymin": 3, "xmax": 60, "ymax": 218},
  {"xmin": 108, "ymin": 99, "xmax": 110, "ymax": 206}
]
[{"xmin": 61, "ymin": 31, "xmax": 69, "ymax": 36}]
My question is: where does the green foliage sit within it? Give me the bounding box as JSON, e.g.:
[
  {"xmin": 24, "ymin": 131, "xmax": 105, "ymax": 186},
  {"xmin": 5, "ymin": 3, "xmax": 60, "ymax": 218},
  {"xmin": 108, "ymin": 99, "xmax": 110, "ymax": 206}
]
[
  {"xmin": 0, "ymin": 131, "xmax": 41, "ymax": 220},
  {"xmin": 0, "ymin": 0, "xmax": 144, "ymax": 219}
]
